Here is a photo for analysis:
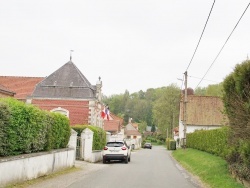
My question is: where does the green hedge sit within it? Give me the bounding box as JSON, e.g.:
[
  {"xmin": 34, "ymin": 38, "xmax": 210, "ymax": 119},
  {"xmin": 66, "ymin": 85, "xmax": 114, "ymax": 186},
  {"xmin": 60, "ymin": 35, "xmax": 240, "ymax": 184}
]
[
  {"xmin": 72, "ymin": 124, "xmax": 106, "ymax": 150},
  {"xmin": 166, "ymin": 138, "xmax": 176, "ymax": 150},
  {"xmin": 0, "ymin": 98, "xmax": 71, "ymax": 157},
  {"xmin": 186, "ymin": 126, "xmax": 250, "ymax": 181},
  {"xmin": 187, "ymin": 126, "xmax": 229, "ymax": 158}
]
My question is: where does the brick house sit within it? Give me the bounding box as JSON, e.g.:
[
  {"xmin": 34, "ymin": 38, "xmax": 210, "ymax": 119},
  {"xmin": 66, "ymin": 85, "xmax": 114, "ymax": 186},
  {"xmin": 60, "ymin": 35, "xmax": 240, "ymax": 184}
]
[
  {"xmin": 0, "ymin": 60, "xmax": 104, "ymax": 127},
  {"xmin": 179, "ymin": 95, "xmax": 228, "ymax": 141}
]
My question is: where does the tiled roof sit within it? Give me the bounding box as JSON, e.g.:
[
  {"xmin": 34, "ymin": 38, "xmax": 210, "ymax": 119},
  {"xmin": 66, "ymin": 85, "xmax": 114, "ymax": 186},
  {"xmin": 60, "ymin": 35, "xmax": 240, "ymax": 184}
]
[
  {"xmin": 0, "ymin": 76, "xmax": 43, "ymax": 100},
  {"xmin": 103, "ymin": 113, "xmax": 123, "ymax": 132},
  {"xmin": 103, "ymin": 120, "xmax": 121, "ymax": 132},
  {"xmin": 31, "ymin": 61, "xmax": 96, "ymax": 99},
  {"xmin": 0, "ymin": 84, "xmax": 15, "ymax": 95},
  {"xmin": 125, "ymin": 123, "xmax": 141, "ymax": 136},
  {"xmin": 180, "ymin": 95, "xmax": 227, "ymax": 126}
]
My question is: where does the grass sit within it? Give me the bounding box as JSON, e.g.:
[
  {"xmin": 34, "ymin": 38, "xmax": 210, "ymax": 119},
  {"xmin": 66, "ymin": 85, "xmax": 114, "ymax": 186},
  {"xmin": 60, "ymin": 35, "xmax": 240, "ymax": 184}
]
[
  {"xmin": 5, "ymin": 166, "xmax": 80, "ymax": 188},
  {"xmin": 172, "ymin": 148, "xmax": 244, "ymax": 188}
]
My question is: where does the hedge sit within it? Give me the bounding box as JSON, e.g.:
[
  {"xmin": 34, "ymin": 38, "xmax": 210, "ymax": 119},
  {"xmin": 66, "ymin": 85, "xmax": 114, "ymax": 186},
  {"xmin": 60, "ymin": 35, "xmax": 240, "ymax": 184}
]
[
  {"xmin": 72, "ymin": 124, "xmax": 106, "ymax": 150},
  {"xmin": 0, "ymin": 98, "xmax": 71, "ymax": 157},
  {"xmin": 186, "ymin": 126, "xmax": 229, "ymax": 158}
]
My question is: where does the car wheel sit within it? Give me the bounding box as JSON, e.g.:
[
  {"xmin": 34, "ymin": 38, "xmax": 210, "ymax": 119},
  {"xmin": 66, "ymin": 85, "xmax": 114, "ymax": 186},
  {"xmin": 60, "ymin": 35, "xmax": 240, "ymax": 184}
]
[
  {"xmin": 103, "ymin": 157, "xmax": 106, "ymax": 164},
  {"xmin": 128, "ymin": 155, "xmax": 131, "ymax": 162},
  {"xmin": 124, "ymin": 156, "xmax": 128, "ymax": 164}
]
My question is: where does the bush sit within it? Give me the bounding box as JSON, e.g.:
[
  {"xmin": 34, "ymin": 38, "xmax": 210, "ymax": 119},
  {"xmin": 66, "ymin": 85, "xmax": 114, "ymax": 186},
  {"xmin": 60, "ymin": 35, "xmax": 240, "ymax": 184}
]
[
  {"xmin": 166, "ymin": 138, "xmax": 176, "ymax": 150},
  {"xmin": 187, "ymin": 126, "xmax": 229, "ymax": 158},
  {"xmin": 50, "ymin": 112, "xmax": 71, "ymax": 149},
  {"xmin": 0, "ymin": 98, "xmax": 71, "ymax": 156},
  {"xmin": 72, "ymin": 125, "xmax": 106, "ymax": 150}
]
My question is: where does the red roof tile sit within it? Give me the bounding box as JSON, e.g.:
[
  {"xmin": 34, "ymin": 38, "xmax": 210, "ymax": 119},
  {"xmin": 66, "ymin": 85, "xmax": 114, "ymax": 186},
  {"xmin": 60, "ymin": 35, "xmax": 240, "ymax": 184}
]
[{"xmin": 0, "ymin": 76, "xmax": 43, "ymax": 100}]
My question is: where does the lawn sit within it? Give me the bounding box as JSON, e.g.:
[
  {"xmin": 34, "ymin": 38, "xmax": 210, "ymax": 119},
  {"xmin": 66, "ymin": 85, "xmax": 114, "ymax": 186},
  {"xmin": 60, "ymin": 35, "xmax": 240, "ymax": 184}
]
[{"xmin": 172, "ymin": 148, "xmax": 244, "ymax": 188}]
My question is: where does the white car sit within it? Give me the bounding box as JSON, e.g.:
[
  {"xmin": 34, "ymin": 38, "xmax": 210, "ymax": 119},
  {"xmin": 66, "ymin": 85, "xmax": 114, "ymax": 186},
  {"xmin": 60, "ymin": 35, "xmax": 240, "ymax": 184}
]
[{"xmin": 102, "ymin": 140, "xmax": 131, "ymax": 164}]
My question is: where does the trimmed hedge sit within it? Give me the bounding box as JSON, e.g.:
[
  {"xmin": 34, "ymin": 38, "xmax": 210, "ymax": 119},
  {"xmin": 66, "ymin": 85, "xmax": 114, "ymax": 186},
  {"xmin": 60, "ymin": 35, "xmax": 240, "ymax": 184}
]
[
  {"xmin": 186, "ymin": 126, "xmax": 250, "ymax": 181},
  {"xmin": 72, "ymin": 124, "xmax": 106, "ymax": 150},
  {"xmin": 166, "ymin": 138, "xmax": 176, "ymax": 150},
  {"xmin": 186, "ymin": 126, "xmax": 229, "ymax": 158},
  {"xmin": 0, "ymin": 98, "xmax": 71, "ymax": 157}
]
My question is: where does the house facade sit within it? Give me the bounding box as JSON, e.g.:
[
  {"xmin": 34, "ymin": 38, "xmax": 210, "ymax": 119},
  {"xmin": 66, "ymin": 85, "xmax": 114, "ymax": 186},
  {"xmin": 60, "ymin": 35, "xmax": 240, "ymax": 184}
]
[
  {"xmin": 0, "ymin": 60, "xmax": 104, "ymax": 127},
  {"xmin": 179, "ymin": 95, "xmax": 227, "ymax": 141},
  {"xmin": 124, "ymin": 120, "xmax": 142, "ymax": 149}
]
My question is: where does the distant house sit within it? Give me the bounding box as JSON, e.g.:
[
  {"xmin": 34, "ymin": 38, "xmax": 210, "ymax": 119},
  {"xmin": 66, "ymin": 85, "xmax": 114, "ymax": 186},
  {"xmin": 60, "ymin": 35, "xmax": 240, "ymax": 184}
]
[
  {"xmin": 124, "ymin": 119, "xmax": 142, "ymax": 149},
  {"xmin": 103, "ymin": 113, "xmax": 124, "ymax": 134},
  {"xmin": 0, "ymin": 60, "xmax": 104, "ymax": 127},
  {"xmin": 0, "ymin": 84, "xmax": 15, "ymax": 98},
  {"xmin": 179, "ymin": 95, "xmax": 228, "ymax": 141}
]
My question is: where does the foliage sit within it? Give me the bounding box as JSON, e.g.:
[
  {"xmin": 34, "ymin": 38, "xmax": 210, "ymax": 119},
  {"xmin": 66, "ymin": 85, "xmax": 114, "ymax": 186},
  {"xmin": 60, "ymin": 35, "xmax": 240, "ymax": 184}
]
[
  {"xmin": 186, "ymin": 126, "xmax": 230, "ymax": 158},
  {"xmin": 152, "ymin": 84, "xmax": 180, "ymax": 136},
  {"xmin": 138, "ymin": 121, "xmax": 147, "ymax": 134},
  {"xmin": 222, "ymin": 60, "xmax": 250, "ymax": 181},
  {"xmin": 0, "ymin": 101, "xmax": 11, "ymax": 156},
  {"xmin": 172, "ymin": 148, "xmax": 244, "ymax": 188},
  {"xmin": 195, "ymin": 83, "xmax": 223, "ymax": 97},
  {"xmin": 0, "ymin": 98, "xmax": 71, "ymax": 157},
  {"xmin": 72, "ymin": 125, "xmax": 106, "ymax": 150},
  {"xmin": 50, "ymin": 112, "xmax": 71, "ymax": 149},
  {"xmin": 166, "ymin": 138, "xmax": 176, "ymax": 150}
]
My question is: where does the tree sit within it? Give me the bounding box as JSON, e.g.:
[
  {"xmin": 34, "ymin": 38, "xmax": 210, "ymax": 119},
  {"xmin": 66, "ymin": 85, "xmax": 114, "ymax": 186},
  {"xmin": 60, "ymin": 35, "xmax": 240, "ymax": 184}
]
[
  {"xmin": 151, "ymin": 124, "xmax": 156, "ymax": 132},
  {"xmin": 152, "ymin": 84, "xmax": 180, "ymax": 136}
]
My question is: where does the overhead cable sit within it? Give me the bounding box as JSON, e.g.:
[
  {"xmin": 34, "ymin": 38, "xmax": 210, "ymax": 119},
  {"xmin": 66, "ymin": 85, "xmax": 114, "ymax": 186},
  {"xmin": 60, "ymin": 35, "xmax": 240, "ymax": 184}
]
[
  {"xmin": 186, "ymin": 0, "xmax": 216, "ymax": 71},
  {"xmin": 195, "ymin": 2, "xmax": 250, "ymax": 89}
]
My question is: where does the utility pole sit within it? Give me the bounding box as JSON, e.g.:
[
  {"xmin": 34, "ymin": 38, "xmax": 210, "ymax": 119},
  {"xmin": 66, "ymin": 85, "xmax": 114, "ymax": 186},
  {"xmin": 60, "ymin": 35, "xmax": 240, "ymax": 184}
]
[{"xmin": 183, "ymin": 71, "xmax": 188, "ymax": 148}]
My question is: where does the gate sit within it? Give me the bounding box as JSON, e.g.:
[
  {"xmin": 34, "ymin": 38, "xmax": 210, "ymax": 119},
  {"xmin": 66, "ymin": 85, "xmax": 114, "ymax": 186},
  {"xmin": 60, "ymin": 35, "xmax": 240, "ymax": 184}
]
[{"xmin": 76, "ymin": 136, "xmax": 81, "ymax": 160}]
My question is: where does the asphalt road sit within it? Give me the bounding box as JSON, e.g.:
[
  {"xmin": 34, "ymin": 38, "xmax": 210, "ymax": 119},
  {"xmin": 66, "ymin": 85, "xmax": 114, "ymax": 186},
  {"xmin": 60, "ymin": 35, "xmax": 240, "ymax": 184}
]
[{"xmin": 27, "ymin": 146, "xmax": 204, "ymax": 188}]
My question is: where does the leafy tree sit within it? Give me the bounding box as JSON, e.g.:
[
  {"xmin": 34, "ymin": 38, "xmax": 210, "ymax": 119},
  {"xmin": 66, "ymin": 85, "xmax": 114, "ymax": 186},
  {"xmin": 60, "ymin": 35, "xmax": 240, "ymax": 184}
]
[
  {"xmin": 152, "ymin": 84, "xmax": 180, "ymax": 137},
  {"xmin": 138, "ymin": 121, "xmax": 147, "ymax": 134},
  {"xmin": 151, "ymin": 124, "xmax": 156, "ymax": 132},
  {"xmin": 194, "ymin": 83, "xmax": 223, "ymax": 97}
]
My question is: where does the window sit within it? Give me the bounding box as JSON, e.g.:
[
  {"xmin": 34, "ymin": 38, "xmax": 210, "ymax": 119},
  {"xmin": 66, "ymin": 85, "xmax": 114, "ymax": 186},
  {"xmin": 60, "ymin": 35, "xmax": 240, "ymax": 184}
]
[{"xmin": 50, "ymin": 107, "xmax": 69, "ymax": 117}]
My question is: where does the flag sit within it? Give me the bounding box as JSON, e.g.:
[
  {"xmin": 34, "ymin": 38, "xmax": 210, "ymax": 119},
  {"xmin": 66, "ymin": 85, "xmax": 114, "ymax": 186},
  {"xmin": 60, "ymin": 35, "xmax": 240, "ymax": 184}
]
[
  {"xmin": 101, "ymin": 105, "xmax": 110, "ymax": 120},
  {"xmin": 105, "ymin": 105, "xmax": 110, "ymax": 120},
  {"xmin": 101, "ymin": 108, "xmax": 105, "ymax": 119}
]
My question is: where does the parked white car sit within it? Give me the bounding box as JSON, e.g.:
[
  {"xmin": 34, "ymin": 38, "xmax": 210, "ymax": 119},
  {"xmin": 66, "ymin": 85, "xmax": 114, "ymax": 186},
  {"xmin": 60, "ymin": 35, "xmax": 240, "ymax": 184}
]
[{"xmin": 102, "ymin": 140, "xmax": 131, "ymax": 164}]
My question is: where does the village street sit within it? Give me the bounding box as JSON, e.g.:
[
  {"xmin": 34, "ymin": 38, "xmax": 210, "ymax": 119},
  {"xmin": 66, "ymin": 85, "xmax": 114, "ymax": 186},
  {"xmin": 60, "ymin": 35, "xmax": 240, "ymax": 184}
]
[{"xmin": 26, "ymin": 146, "xmax": 204, "ymax": 188}]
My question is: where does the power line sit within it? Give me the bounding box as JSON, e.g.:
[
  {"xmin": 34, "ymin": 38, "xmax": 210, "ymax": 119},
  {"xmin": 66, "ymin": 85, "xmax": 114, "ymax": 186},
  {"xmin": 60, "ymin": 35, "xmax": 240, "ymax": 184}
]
[
  {"xmin": 195, "ymin": 2, "xmax": 250, "ymax": 89},
  {"xmin": 186, "ymin": 0, "xmax": 216, "ymax": 71}
]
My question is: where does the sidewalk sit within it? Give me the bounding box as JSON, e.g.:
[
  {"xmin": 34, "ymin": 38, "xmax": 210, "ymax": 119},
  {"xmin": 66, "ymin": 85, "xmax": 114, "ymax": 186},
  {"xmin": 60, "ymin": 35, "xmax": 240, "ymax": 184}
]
[{"xmin": 26, "ymin": 160, "xmax": 107, "ymax": 188}]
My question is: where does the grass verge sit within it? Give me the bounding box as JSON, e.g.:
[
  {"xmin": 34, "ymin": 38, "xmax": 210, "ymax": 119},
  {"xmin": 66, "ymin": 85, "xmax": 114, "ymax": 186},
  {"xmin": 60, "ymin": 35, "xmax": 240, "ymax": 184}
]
[{"xmin": 172, "ymin": 148, "xmax": 244, "ymax": 188}]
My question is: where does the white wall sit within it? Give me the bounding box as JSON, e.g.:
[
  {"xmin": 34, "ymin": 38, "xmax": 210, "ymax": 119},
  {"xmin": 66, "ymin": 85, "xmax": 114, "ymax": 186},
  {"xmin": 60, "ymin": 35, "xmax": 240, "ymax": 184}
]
[{"xmin": 0, "ymin": 148, "xmax": 75, "ymax": 187}]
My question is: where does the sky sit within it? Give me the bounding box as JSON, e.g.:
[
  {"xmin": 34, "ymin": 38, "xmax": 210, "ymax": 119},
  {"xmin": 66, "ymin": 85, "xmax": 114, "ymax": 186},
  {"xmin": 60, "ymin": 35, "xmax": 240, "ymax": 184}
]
[{"xmin": 1, "ymin": 0, "xmax": 250, "ymax": 96}]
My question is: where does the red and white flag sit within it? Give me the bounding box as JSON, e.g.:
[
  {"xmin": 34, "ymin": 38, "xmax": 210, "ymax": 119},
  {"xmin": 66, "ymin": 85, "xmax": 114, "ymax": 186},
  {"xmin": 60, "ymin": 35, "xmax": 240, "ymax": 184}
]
[{"xmin": 101, "ymin": 105, "xmax": 110, "ymax": 120}]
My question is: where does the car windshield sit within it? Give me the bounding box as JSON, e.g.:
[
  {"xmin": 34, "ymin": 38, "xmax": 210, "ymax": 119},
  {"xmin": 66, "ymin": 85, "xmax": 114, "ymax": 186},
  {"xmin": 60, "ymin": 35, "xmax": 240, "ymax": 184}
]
[{"xmin": 106, "ymin": 142, "xmax": 124, "ymax": 147}]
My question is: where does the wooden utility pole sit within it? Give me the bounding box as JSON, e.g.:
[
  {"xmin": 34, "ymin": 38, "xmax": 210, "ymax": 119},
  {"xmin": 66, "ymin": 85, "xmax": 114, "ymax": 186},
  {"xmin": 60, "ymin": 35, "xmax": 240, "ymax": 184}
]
[{"xmin": 183, "ymin": 71, "xmax": 188, "ymax": 148}]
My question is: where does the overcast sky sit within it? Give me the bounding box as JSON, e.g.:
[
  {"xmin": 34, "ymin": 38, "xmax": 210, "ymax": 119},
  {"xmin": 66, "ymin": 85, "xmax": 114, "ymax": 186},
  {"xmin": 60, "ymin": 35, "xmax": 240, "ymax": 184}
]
[{"xmin": 1, "ymin": 0, "xmax": 250, "ymax": 96}]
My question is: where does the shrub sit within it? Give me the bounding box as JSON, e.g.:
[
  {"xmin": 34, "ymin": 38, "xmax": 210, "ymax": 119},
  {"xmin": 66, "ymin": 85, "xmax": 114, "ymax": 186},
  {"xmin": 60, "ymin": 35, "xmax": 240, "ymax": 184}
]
[
  {"xmin": 72, "ymin": 125, "xmax": 106, "ymax": 150},
  {"xmin": 50, "ymin": 112, "xmax": 71, "ymax": 149},
  {"xmin": 187, "ymin": 126, "xmax": 229, "ymax": 158},
  {"xmin": 0, "ymin": 98, "xmax": 71, "ymax": 156}
]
